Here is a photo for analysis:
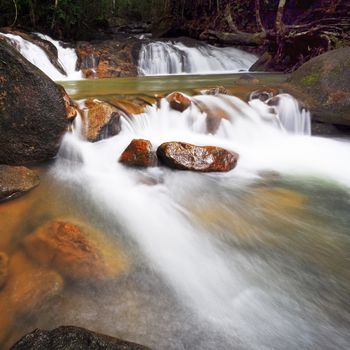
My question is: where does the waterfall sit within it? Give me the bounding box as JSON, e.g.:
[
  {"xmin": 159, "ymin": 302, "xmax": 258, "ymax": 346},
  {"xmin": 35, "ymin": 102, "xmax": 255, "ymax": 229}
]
[
  {"xmin": 0, "ymin": 32, "xmax": 82, "ymax": 81},
  {"xmin": 138, "ymin": 41, "xmax": 258, "ymax": 75}
]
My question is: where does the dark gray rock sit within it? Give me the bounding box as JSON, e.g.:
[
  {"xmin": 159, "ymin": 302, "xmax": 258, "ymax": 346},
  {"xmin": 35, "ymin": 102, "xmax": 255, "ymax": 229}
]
[{"xmin": 10, "ymin": 326, "xmax": 151, "ymax": 350}]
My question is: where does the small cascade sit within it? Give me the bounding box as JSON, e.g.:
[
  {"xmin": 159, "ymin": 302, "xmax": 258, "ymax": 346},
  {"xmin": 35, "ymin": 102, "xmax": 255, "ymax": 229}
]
[
  {"xmin": 0, "ymin": 32, "xmax": 82, "ymax": 81},
  {"xmin": 138, "ymin": 41, "xmax": 258, "ymax": 75}
]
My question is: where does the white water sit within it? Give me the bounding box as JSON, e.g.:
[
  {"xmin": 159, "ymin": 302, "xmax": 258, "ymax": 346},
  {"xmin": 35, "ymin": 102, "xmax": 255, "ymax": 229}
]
[
  {"xmin": 138, "ymin": 41, "xmax": 258, "ymax": 75},
  {"xmin": 0, "ymin": 32, "xmax": 82, "ymax": 81},
  {"xmin": 53, "ymin": 93, "xmax": 350, "ymax": 349}
]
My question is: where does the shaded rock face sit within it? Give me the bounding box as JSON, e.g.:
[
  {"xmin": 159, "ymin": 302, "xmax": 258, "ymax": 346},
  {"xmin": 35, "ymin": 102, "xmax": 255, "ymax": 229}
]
[
  {"xmin": 287, "ymin": 47, "xmax": 350, "ymax": 126},
  {"xmin": 83, "ymin": 99, "xmax": 122, "ymax": 142},
  {"xmin": 57, "ymin": 84, "xmax": 78, "ymax": 122},
  {"xmin": 0, "ymin": 40, "xmax": 67, "ymax": 164},
  {"xmin": 166, "ymin": 92, "xmax": 192, "ymax": 112},
  {"xmin": 23, "ymin": 220, "xmax": 129, "ymax": 283},
  {"xmin": 10, "ymin": 326, "xmax": 151, "ymax": 350},
  {"xmin": 157, "ymin": 142, "xmax": 238, "ymax": 172},
  {"xmin": 0, "ymin": 165, "xmax": 40, "ymax": 201},
  {"xmin": 119, "ymin": 139, "xmax": 157, "ymax": 168},
  {"xmin": 76, "ymin": 39, "xmax": 140, "ymax": 78}
]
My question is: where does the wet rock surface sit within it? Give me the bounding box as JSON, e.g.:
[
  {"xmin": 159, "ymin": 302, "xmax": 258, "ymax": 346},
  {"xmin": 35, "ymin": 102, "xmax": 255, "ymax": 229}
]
[
  {"xmin": 0, "ymin": 40, "xmax": 68, "ymax": 164},
  {"xmin": 83, "ymin": 99, "xmax": 122, "ymax": 142},
  {"xmin": 10, "ymin": 326, "xmax": 151, "ymax": 350},
  {"xmin": 119, "ymin": 139, "xmax": 157, "ymax": 168},
  {"xmin": 0, "ymin": 252, "xmax": 8, "ymax": 290},
  {"xmin": 166, "ymin": 92, "xmax": 192, "ymax": 112},
  {"xmin": 23, "ymin": 220, "xmax": 129, "ymax": 283},
  {"xmin": 287, "ymin": 47, "xmax": 350, "ymax": 126},
  {"xmin": 76, "ymin": 39, "xmax": 140, "ymax": 78},
  {"xmin": 157, "ymin": 142, "xmax": 238, "ymax": 172},
  {"xmin": 0, "ymin": 165, "xmax": 39, "ymax": 201}
]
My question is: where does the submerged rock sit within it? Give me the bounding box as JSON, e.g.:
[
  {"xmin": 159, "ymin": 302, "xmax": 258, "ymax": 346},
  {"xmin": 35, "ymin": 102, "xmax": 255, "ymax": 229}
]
[
  {"xmin": 83, "ymin": 99, "xmax": 122, "ymax": 142},
  {"xmin": 287, "ymin": 47, "xmax": 350, "ymax": 126},
  {"xmin": 23, "ymin": 220, "xmax": 129, "ymax": 283},
  {"xmin": 0, "ymin": 252, "xmax": 8, "ymax": 290},
  {"xmin": 157, "ymin": 142, "xmax": 238, "ymax": 172},
  {"xmin": 201, "ymin": 86, "xmax": 228, "ymax": 95},
  {"xmin": 10, "ymin": 326, "xmax": 151, "ymax": 350},
  {"xmin": 119, "ymin": 139, "xmax": 157, "ymax": 168},
  {"xmin": 0, "ymin": 40, "xmax": 68, "ymax": 164},
  {"xmin": 0, "ymin": 165, "xmax": 40, "ymax": 201},
  {"xmin": 166, "ymin": 92, "xmax": 192, "ymax": 112}
]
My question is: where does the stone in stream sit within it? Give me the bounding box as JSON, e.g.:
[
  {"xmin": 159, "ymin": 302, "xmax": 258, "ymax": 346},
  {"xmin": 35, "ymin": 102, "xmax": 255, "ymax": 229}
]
[
  {"xmin": 82, "ymin": 99, "xmax": 122, "ymax": 142},
  {"xmin": 157, "ymin": 142, "xmax": 239, "ymax": 172},
  {"xmin": 166, "ymin": 92, "xmax": 192, "ymax": 112},
  {"xmin": 0, "ymin": 39, "xmax": 68, "ymax": 165},
  {"xmin": 22, "ymin": 220, "xmax": 129, "ymax": 283},
  {"xmin": 0, "ymin": 165, "xmax": 40, "ymax": 201},
  {"xmin": 0, "ymin": 252, "xmax": 8, "ymax": 289},
  {"xmin": 287, "ymin": 47, "xmax": 350, "ymax": 127},
  {"xmin": 10, "ymin": 326, "xmax": 151, "ymax": 350},
  {"xmin": 200, "ymin": 86, "xmax": 228, "ymax": 95},
  {"xmin": 119, "ymin": 139, "xmax": 157, "ymax": 168}
]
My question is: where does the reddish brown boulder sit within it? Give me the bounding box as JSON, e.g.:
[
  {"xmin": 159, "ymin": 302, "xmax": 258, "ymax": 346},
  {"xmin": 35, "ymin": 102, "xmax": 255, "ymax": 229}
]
[
  {"xmin": 57, "ymin": 84, "xmax": 78, "ymax": 122},
  {"xmin": 166, "ymin": 92, "xmax": 192, "ymax": 112},
  {"xmin": 157, "ymin": 142, "xmax": 238, "ymax": 172},
  {"xmin": 119, "ymin": 139, "xmax": 157, "ymax": 168},
  {"xmin": 0, "ymin": 252, "xmax": 8, "ymax": 290},
  {"xmin": 82, "ymin": 99, "xmax": 121, "ymax": 142},
  {"xmin": 22, "ymin": 220, "xmax": 129, "ymax": 283}
]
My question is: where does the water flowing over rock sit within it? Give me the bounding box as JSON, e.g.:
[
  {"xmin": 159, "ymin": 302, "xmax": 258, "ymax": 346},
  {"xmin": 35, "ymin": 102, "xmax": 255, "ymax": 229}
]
[
  {"xmin": 0, "ymin": 40, "xmax": 68, "ymax": 165},
  {"xmin": 23, "ymin": 220, "xmax": 129, "ymax": 283},
  {"xmin": 166, "ymin": 92, "xmax": 192, "ymax": 112},
  {"xmin": 138, "ymin": 40, "xmax": 257, "ymax": 75},
  {"xmin": 82, "ymin": 99, "xmax": 122, "ymax": 142},
  {"xmin": 119, "ymin": 139, "xmax": 157, "ymax": 168},
  {"xmin": 0, "ymin": 165, "xmax": 40, "ymax": 201},
  {"xmin": 76, "ymin": 39, "xmax": 139, "ymax": 78},
  {"xmin": 157, "ymin": 142, "xmax": 239, "ymax": 172},
  {"xmin": 287, "ymin": 47, "xmax": 350, "ymax": 126},
  {"xmin": 10, "ymin": 326, "xmax": 151, "ymax": 350}
]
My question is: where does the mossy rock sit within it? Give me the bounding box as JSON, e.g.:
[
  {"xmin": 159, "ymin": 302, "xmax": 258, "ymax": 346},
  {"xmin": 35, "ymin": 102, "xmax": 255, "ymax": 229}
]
[
  {"xmin": 288, "ymin": 47, "xmax": 350, "ymax": 126},
  {"xmin": 0, "ymin": 40, "xmax": 67, "ymax": 164}
]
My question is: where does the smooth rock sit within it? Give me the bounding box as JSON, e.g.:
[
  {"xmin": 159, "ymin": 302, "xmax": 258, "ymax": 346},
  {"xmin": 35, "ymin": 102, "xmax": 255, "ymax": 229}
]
[
  {"xmin": 10, "ymin": 326, "xmax": 151, "ymax": 350},
  {"xmin": 83, "ymin": 99, "xmax": 121, "ymax": 142},
  {"xmin": 0, "ymin": 40, "xmax": 68, "ymax": 164},
  {"xmin": 287, "ymin": 47, "xmax": 350, "ymax": 126},
  {"xmin": 166, "ymin": 92, "xmax": 192, "ymax": 112},
  {"xmin": 23, "ymin": 220, "xmax": 129, "ymax": 283},
  {"xmin": 0, "ymin": 252, "xmax": 8, "ymax": 289},
  {"xmin": 119, "ymin": 139, "xmax": 157, "ymax": 168},
  {"xmin": 0, "ymin": 165, "xmax": 39, "ymax": 201},
  {"xmin": 157, "ymin": 142, "xmax": 238, "ymax": 172}
]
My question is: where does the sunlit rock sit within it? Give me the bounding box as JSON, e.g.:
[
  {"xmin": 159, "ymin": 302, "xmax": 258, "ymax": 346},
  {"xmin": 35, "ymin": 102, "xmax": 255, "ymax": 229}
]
[
  {"xmin": 23, "ymin": 220, "xmax": 129, "ymax": 283},
  {"xmin": 57, "ymin": 84, "xmax": 78, "ymax": 122},
  {"xmin": 0, "ymin": 165, "xmax": 39, "ymax": 201},
  {"xmin": 119, "ymin": 139, "xmax": 157, "ymax": 168},
  {"xmin": 166, "ymin": 92, "xmax": 192, "ymax": 112},
  {"xmin": 157, "ymin": 142, "xmax": 238, "ymax": 172}
]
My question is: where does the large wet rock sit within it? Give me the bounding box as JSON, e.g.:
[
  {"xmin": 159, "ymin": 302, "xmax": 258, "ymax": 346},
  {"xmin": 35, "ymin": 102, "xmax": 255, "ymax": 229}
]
[
  {"xmin": 0, "ymin": 40, "xmax": 68, "ymax": 164},
  {"xmin": 10, "ymin": 326, "xmax": 151, "ymax": 350},
  {"xmin": 83, "ymin": 99, "xmax": 122, "ymax": 142},
  {"xmin": 0, "ymin": 165, "xmax": 39, "ymax": 201},
  {"xmin": 76, "ymin": 39, "xmax": 140, "ymax": 78},
  {"xmin": 23, "ymin": 220, "xmax": 129, "ymax": 283},
  {"xmin": 287, "ymin": 47, "xmax": 350, "ymax": 126},
  {"xmin": 119, "ymin": 139, "xmax": 157, "ymax": 168},
  {"xmin": 157, "ymin": 142, "xmax": 238, "ymax": 172},
  {"xmin": 0, "ymin": 252, "xmax": 8, "ymax": 290}
]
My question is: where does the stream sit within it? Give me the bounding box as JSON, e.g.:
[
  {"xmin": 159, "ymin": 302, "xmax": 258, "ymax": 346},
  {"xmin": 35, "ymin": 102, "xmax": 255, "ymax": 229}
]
[{"xmin": 0, "ymin": 32, "xmax": 349, "ymax": 350}]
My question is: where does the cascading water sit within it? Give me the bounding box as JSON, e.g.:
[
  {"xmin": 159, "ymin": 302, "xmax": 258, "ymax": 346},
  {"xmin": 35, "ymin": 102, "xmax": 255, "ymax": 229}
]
[
  {"xmin": 138, "ymin": 41, "xmax": 258, "ymax": 75},
  {"xmin": 51, "ymin": 92, "xmax": 350, "ymax": 349},
  {"xmin": 0, "ymin": 32, "xmax": 82, "ymax": 81}
]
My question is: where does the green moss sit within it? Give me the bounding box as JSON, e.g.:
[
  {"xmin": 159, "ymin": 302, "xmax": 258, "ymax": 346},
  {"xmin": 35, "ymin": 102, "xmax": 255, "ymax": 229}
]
[{"xmin": 300, "ymin": 72, "xmax": 319, "ymax": 87}]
